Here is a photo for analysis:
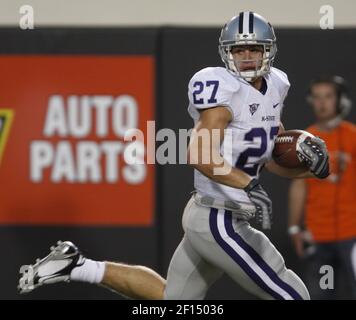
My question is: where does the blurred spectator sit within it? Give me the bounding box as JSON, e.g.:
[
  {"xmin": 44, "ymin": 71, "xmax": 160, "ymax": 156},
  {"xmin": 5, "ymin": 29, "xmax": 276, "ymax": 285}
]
[{"xmin": 288, "ymin": 76, "xmax": 356, "ymax": 299}]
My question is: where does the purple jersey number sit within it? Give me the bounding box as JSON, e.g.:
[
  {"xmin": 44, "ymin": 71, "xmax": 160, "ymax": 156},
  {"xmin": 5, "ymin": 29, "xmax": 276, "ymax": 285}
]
[
  {"xmin": 192, "ymin": 80, "xmax": 219, "ymax": 105},
  {"xmin": 236, "ymin": 126, "xmax": 279, "ymax": 176}
]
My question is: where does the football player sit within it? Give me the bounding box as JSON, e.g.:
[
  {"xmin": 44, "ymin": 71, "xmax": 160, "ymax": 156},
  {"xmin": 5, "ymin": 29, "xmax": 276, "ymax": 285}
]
[{"xmin": 18, "ymin": 12, "xmax": 329, "ymax": 300}]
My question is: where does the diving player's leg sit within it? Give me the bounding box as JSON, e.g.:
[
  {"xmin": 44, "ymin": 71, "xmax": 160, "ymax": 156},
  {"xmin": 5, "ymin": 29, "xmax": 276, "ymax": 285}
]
[
  {"xmin": 102, "ymin": 262, "xmax": 165, "ymax": 300},
  {"xmin": 18, "ymin": 240, "xmax": 166, "ymax": 300},
  {"xmin": 164, "ymin": 235, "xmax": 223, "ymax": 299},
  {"xmin": 189, "ymin": 208, "xmax": 310, "ymax": 300}
]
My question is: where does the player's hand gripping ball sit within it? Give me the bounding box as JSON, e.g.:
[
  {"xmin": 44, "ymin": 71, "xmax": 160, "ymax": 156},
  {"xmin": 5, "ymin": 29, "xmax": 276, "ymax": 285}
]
[{"xmin": 272, "ymin": 129, "xmax": 330, "ymax": 179}]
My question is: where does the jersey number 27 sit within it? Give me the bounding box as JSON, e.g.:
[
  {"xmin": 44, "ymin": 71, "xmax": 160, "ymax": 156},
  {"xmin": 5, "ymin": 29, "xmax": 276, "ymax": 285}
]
[
  {"xmin": 193, "ymin": 81, "xmax": 219, "ymax": 104},
  {"xmin": 236, "ymin": 126, "xmax": 279, "ymax": 176}
]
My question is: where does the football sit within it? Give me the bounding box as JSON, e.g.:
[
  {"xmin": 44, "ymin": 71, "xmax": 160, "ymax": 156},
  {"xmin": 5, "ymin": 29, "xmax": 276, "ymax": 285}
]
[{"xmin": 272, "ymin": 129, "xmax": 315, "ymax": 168}]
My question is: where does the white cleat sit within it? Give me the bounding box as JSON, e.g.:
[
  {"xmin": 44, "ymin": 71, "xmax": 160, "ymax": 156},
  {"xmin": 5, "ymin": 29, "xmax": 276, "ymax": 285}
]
[{"xmin": 18, "ymin": 241, "xmax": 85, "ymax": 294}]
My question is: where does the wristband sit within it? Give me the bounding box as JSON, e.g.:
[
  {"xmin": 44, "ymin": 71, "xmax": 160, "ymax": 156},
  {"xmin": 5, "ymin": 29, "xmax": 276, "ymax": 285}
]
[{"xmin": 243, "ymin": 178, "xmax": 259, "ymax": 192}]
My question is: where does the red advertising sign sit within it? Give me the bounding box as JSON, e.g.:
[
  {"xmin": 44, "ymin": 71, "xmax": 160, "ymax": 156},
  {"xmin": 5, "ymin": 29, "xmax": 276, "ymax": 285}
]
[{"xmin": 0, "ymin": 55, "xmax": 155, "ymax": 225}]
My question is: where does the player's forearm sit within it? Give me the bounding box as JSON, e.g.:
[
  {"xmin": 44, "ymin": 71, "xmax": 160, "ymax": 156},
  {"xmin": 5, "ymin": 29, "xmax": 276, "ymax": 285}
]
[
  {"xmin": 190, "ymin": 161, "xmax": 251, "ymax": 189},
  {"xmin": 187, "ymin": 135, "xmax": 252, "ymax": 189}
]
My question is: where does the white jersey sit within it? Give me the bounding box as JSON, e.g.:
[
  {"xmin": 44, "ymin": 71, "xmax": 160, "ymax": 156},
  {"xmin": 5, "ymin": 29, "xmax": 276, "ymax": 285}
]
[{"xmin": 187, "ymin": 66, "xmax": 290, "ymax": 204}]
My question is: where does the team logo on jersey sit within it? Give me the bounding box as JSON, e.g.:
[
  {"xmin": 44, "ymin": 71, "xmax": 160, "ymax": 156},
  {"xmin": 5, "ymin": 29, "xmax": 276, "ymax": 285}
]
[
  {"xmin": 0, "ymin": 109, "xmax": 14, "ymax": 167},
  {"xmin": 249, "ymin": 103, "xmax": 259, "ymax": 115}
]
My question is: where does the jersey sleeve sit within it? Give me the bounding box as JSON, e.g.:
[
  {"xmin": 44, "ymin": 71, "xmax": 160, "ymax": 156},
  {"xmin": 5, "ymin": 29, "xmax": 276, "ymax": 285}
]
[
  {"xmin": 187, "ymin": 67, "xmax": 240, "ymax": 118},
  {"xmin": 270, "ymin": 67, "xmax": 291, "ymax": 109}
]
